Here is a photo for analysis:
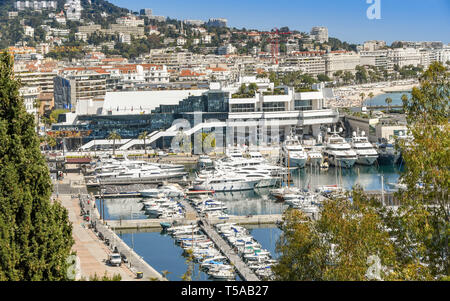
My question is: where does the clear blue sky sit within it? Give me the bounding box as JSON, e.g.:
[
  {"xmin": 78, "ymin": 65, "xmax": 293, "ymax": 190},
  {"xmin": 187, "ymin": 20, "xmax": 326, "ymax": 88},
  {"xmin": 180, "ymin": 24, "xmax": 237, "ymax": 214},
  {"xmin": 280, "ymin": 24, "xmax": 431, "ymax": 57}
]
[{"xmin": 108, "ymin": 0, "xmax": 450, "ymax": 45}]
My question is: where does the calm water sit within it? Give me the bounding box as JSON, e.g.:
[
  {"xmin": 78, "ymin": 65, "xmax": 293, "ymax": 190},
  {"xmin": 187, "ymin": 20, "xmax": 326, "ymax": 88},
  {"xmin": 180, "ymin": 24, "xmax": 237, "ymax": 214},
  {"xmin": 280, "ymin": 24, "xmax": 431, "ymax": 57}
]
[
  {"xmin": 96, "ymin": 164, "xmax": 403, "ymax": 220},
  {"xmin": 100, "ymin": 163, "xmax": 401, "ymax": 281},
  {"xmin": 117, "ymin": 226, "xmax": 282, "ymax": 282},
  {"xmin": 364, "ymin": 92, "xmax": 411, "ymax": 107}
]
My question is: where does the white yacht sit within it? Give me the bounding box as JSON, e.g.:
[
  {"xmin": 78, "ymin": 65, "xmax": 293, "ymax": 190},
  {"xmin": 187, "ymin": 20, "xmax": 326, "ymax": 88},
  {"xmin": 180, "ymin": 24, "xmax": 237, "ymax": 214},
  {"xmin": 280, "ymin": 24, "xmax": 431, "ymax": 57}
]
[
  {"xmin": 302, "ymin": 141, "xmax": 324, "ymax": 167},
  {"xmin": 198, "ymin": 155, "xmax": 214, "ymax": 169},
  {"xmin": 281, "ymin": 136, "xmax": 308, "ymax": 169},
  {"xmin": 323, "ymin": 128, "xmax": 357, "ymax": 168},
  {"xmin": 350, "ymin": 131, "xmax": 379, "ymax": 166},
  {"xmin": 193, "ymin": 171, "xmax": 263, "ymax": 192},
  {"xmin": 139, "ymin": 185, "xmax": 184, "ymax": 198}
]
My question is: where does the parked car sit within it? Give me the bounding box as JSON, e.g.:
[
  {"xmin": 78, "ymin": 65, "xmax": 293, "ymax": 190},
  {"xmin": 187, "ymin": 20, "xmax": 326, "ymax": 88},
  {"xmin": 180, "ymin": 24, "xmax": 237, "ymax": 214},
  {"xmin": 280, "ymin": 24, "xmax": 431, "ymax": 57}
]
[
  {"xmin": 108, "ymin": 253, "xmax": 122, "ymax": 267},
  {"xmin": 120, "ymin": 253, "xmax": 128, "ymax": 263}
]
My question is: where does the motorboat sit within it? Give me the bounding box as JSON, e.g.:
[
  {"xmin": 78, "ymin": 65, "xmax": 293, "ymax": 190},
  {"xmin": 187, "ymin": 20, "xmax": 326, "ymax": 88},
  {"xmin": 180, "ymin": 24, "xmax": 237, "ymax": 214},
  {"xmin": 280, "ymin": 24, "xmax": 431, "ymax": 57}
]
[
  {"xmin": 140, "ymin": 185, "xmax": 184, "ymax": 198},
  {"xmin": 323, "ymin": 127, "xmax": 357, "ymax": 168},
  {"xmin": 350, "ymin": 131, "xmax": 379, "ymax": 166},
  {"xmin": 198, "ymin": 155, "xmax": 214, "ymax": 169},
  {"xmin": 193, "ymin": 172, "xmax": 262, "ymax": 192},
  {"xmin": 281, "ymin": 136, "xmax": 308, "ymax": 169},
  {"xmin": 377, "ymin": 143, "xmax": 401, "ymax": 165}
]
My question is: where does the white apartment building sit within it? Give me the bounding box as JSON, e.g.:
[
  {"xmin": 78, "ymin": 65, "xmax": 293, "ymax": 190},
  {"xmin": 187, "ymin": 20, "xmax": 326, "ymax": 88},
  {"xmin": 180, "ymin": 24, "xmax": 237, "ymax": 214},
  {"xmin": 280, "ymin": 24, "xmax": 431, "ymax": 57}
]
[
  {"xmin": 65, "ymin": 0, "xmax": 82, "ymax": 21},
  {"xmin": 24, "ymin": 26, "xmax": 34, "ymax": 37},
  {"xmin": 184, "ymin": 20, "xmax": 205, "ymax": 26},
  {"xmin": 119, "ymin": 33, "xmax": 131, "ymax": 45},
  {"xmin": 105, "ymin": 64, "xmax": 170, "ymax": 85},
  {"xmin": 362, "ymin": 40, "xmax": 386, "ymax": 51},
  {"xmin": 218, "ymin": 44, "xmax": 237, "ymax": 55},
  {"xmin": 310, "ymin": 26, "xmax": 328, "ymax": 43},
  {"xmin": 15, "ymin": 1, "xmax": 57, "ymax": 10},
  {"xmin": 116, "ymin": 16, "xmax": 145, "ymax": 27},
  {"xmin": 359, "ymin": 50, "xmax": 393, "ymax": 71},
  {"xmin": 20, "ymin": 86, "xmax": 40, "ymax": 117},
  {"xmin": 387, "ymin": 48, "xmax": 421, "ymax": 68},
  {"xmin": 283, "ymin": 55, "xmax": 326, "ymax": 76},
  {"xmin": 324, "ymin": 51, "xmax": 361, "ymax": 77}
]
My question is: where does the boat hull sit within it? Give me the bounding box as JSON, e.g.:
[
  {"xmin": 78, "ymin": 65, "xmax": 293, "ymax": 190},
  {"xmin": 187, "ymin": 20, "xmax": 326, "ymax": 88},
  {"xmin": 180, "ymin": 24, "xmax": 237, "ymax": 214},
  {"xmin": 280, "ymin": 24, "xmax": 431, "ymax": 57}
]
[
  {"xmin": 356, "ymin": 155, "xmax": 378, "ymax": 166},
  {"xmin": 193, "ymin": 180, "xmax": 260, "ymax": 192},
  {"xmin": 328, "ymin": 157, "xmax": 357, "ymax": 168},
  {"xmin": 288, "ymin": 157, "xmax": 307, "ymax": 169}
]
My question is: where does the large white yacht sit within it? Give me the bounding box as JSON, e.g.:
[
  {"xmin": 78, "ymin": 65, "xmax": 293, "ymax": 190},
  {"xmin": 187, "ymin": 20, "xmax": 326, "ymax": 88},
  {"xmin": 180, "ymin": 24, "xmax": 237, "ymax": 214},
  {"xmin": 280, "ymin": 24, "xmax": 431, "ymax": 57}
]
[
  {"xmin": 323, "ymin": 128, "xmax": 357, "ymax": 168},
  {"xmin": 350, "ymin": 131, "xmax": 379, "ymax": 166},
  {"xmin": 281, "ymin": 136, "xmax": 308, "ymax": 168}
]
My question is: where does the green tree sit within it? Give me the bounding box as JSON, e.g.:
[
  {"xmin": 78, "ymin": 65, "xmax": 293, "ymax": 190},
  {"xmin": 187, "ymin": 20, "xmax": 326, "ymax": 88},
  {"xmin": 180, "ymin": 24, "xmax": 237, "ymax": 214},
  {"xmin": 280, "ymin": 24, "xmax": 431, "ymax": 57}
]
[
  {"xmin": 385, "ymin": 97, "xmax": 392, "ymax": 112},
  {"xmin": 317, "ymin": 74, "xmax": 331, "ymax": 82},
  {"xmin": 359, "ymin": 92, "xmax": 366, "ymax": 105},
  {"xmin": 138, "ymin": 131, "xmax": 149, "ymax": 155},
  {"xmin": 0, "ymin": 52, "xmax": 74, "ymax": 280},
  {"xmin": 107, "ymin": 131, "xmax": 122, "ymax": 156},
  {"xmin": 273, "ymin": 189, "xmax": 397, "ymax": 281},
  {"xmin": 382, "ymin": 62, "xmax": 449, "ymax": 279}
]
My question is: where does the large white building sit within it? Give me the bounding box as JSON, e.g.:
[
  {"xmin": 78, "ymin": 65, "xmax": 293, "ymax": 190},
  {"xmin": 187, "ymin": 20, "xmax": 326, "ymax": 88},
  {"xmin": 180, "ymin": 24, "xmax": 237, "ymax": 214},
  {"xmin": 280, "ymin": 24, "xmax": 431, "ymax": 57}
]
[
  {"xmin": 324, "ymin": 51, "xmax": 361, "ymax": 77},
  {"xmin": 116, "ymin": 16, "xmax": 145, "ymax": 27},
  {"xmin": 310, "ymin": 26, "xmax": 328, "ymax": 43},
  {"xmin": 64, "ymin": 0, "xmax": 82, "ymax": 21},
  {"xmin": 15, "ymin": 1, "xmax": 57, "ymax": 10},
  {"xmin": 387, "ymin": 48, "xmax": 421, "ymax": 68}
]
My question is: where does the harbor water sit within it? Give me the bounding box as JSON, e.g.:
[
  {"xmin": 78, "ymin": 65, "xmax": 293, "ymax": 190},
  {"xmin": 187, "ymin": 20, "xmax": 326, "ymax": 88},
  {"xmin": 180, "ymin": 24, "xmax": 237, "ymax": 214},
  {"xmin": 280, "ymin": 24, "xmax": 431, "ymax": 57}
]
[
  {"xmin": 95, "ymin": 163, "xmax": 402, "ymax": 281},
  {"xmin": 96, "ymin": 164, "xmax": 403, "ymax": 220},
  {"xmin": 116, "ymin": 225, "xmax": 282, "ymax": 282}
]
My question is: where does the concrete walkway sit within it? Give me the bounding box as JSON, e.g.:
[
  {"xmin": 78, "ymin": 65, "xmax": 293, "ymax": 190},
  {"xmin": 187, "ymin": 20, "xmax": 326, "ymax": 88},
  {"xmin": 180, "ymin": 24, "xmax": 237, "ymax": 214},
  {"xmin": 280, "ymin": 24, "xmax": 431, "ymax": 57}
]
[{"xmin": 55, "ymin": 173, "xmax": 143, "ymax": 281}]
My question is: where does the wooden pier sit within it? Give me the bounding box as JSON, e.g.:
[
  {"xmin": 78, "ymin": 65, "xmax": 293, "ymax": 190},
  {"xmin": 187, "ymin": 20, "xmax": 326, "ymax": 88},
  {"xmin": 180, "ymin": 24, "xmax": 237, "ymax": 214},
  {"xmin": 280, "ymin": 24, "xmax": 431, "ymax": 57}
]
[{"xmin": 199, "ymin": 220, "xmax": 261, "ymax": 281}]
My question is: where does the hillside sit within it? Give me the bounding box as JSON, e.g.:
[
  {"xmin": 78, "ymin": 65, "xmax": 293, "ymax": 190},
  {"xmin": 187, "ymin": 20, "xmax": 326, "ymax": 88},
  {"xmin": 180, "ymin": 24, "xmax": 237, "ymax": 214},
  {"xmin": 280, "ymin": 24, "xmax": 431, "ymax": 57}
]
[{"xmin": 0, "ymin": 0, "xmax": 129, "ymax": 49}]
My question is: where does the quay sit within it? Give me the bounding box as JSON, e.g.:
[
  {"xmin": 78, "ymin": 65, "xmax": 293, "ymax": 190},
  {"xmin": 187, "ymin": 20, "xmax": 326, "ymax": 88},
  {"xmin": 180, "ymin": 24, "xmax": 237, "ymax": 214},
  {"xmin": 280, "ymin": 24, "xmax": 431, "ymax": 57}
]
[{"xmin": 55, "ymin": 172, "xmax": 166, "ymax": 281}]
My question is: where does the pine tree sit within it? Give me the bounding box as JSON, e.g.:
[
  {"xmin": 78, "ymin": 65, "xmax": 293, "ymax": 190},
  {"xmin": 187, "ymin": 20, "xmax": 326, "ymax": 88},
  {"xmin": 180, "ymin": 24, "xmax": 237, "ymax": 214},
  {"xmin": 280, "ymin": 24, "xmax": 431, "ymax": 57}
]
[{"xmin": 0, "ymin": 52, "xmax": 74, "ymax": 280}]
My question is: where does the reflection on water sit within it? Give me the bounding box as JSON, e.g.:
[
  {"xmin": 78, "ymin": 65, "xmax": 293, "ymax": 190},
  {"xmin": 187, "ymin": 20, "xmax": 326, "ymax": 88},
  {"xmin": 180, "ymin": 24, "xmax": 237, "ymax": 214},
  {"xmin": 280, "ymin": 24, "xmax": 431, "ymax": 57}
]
[
  {"xmin": 95, "ymin": 197, "xmax": 147, "ymax": 221},
  {"xmin": 116, "ymin": 226, "xmax": 280, "ymax": 282},
  {"xmin": 97, "ymin": 164, "xmax": 403, "ymax": 220},
  {"xmin": 291, "ymin": 164, "xmax": 403, "ymax": 192},
  {"xmin": 214, "ymin": 188, "xmax": 288, "ymax": 216},
  {"xmin": 117, "ymin": 230, "xmax": 241, "ymax": 281}
]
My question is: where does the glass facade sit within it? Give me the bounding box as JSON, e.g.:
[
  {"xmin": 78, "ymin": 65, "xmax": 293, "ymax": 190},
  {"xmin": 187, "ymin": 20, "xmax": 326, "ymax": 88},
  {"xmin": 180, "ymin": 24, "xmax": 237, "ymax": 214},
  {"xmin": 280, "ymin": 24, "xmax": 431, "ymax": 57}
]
[
  {"xmin": 52, "ymin": 90, "xmax": 230, "ymax": 143},
  {"xmin": 295, "ymin": 99, "xmax": 313, "ymax": 111},
  {"xmin": 230, "ymin": 103, "xmax": 256, "ymax": 112},
  {"xmin": 262, "ymin": 102, "xmax": 286, "ymax": 112}
]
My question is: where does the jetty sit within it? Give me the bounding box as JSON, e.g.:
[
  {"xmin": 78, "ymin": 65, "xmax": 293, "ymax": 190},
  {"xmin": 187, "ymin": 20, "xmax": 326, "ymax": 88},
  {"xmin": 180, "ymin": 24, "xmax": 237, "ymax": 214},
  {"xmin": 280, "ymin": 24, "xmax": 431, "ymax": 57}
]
[
  {"xmin": 106, "ymin": 214, "xmax": 283, "ymax": 230},
  {"xmin": 199, "ymin": 220, "xmax": 260, "ymax": 281}
]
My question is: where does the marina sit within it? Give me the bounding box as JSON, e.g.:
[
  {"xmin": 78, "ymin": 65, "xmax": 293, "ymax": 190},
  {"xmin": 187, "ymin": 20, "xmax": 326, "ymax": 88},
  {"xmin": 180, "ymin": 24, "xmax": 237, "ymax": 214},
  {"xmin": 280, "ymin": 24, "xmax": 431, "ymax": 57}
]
[{"xmin": 79, "ymin": 139, "xmax": 406, "ymax": 281}]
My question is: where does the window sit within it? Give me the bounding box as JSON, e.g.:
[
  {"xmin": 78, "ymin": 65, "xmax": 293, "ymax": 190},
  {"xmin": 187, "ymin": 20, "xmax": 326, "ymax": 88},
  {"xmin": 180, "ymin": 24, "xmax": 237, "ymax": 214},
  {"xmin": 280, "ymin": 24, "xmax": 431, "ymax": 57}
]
[
  {"xmin": 295, "ymin": 100, "xmax": 312, "ymax": 111},
  {"xmin": 262, "ymin": 102, "xmax": 285, "ymax": 112}
]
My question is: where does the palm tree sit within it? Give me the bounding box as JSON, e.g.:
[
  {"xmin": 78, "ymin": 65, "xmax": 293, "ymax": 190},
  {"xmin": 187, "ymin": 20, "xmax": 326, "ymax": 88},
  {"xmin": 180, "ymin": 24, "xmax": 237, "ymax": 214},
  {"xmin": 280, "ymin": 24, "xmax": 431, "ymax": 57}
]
[
  {"xmin": 107, "ymin": 131, "xmax": 122, "ymax": 156},
  {"xmin": 401, "ymin": 94, "xmax": 409, "ymax": 106},
  {"xmin": 385, "ymin": 97, "xmax": 393, "ymax": 113},
  {"xmin": 367, "ymin": 92, "xmax": 374, "ymax": 107},
  {"xmin": 359, "ymin": 92, "xmax": 366, "ymax": 106},
  {"xmin": 138, "ymin": 131, "xmax": 149, "ymax": 155}
]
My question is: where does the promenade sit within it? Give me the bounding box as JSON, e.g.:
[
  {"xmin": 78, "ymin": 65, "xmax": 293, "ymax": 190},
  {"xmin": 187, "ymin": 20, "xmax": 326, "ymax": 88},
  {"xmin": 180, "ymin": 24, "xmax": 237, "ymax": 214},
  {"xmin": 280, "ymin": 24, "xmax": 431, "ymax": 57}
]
[{"xmin": 55, "ymin": 172, "xmax": 165, "ymax": 281}]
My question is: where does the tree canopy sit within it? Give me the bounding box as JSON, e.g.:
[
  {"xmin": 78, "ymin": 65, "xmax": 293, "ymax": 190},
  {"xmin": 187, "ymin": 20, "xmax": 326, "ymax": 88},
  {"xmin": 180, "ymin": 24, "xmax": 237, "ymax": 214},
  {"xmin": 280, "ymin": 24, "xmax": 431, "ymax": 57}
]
[{"xmin": 0, "ymin": 52, "xmax": 74, "ymax": 280}]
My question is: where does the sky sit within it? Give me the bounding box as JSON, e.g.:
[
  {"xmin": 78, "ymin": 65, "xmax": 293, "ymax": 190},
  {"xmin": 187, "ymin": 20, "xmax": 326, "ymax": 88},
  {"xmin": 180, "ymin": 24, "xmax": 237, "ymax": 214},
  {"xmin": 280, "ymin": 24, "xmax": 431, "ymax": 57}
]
[{"xmin": 108, "ymin": 0, "xmax": 450, "ymax": 45}]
